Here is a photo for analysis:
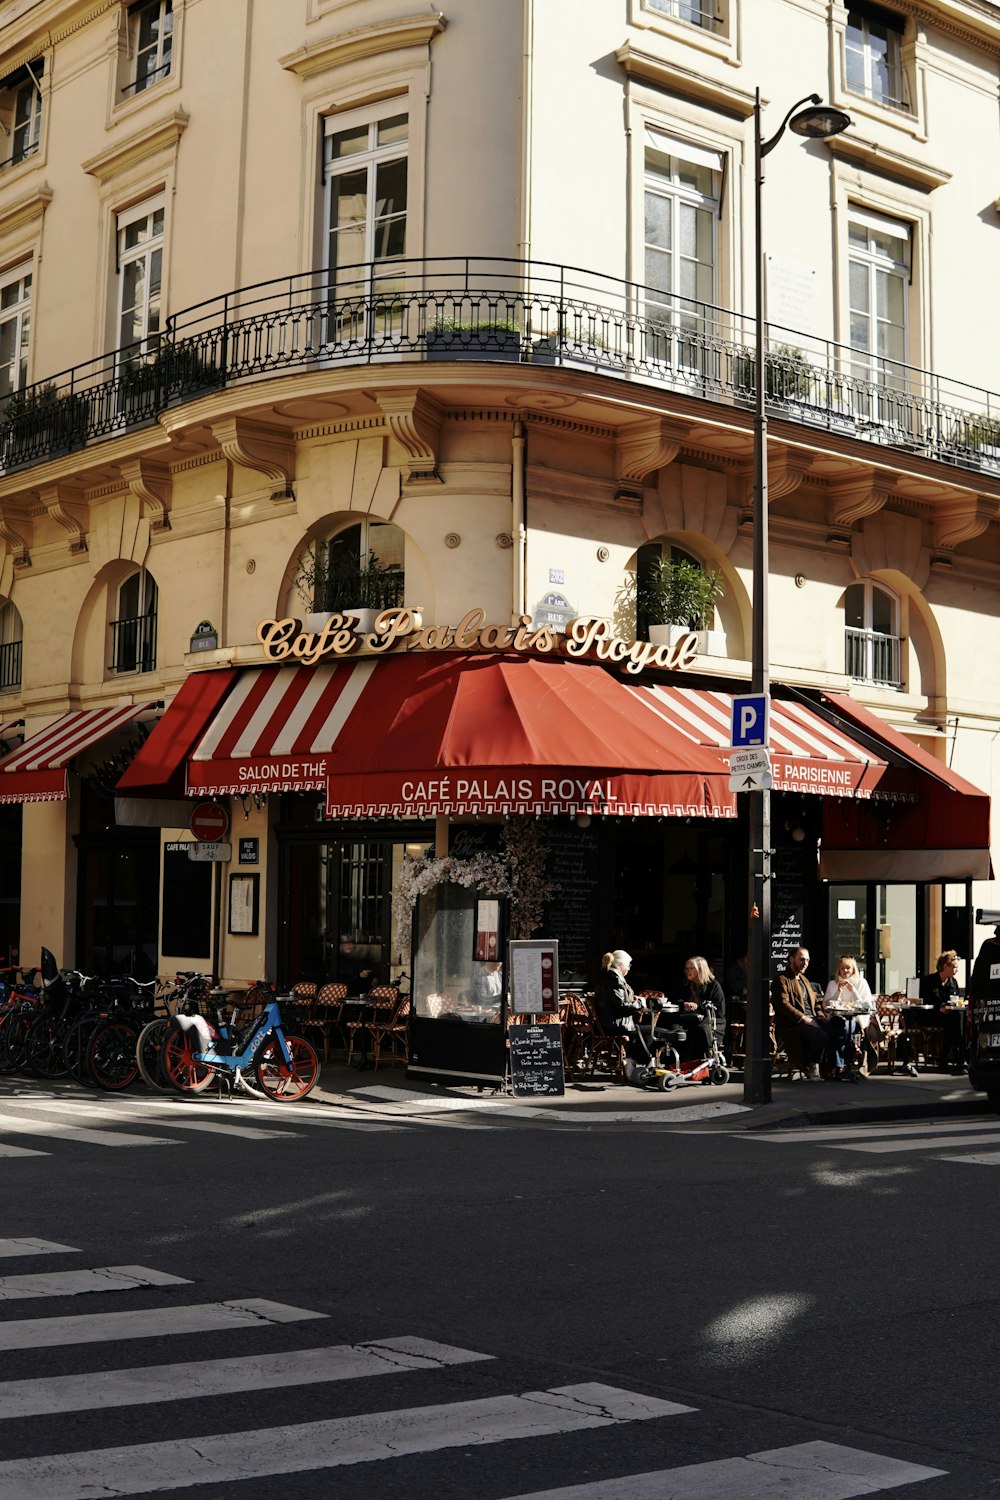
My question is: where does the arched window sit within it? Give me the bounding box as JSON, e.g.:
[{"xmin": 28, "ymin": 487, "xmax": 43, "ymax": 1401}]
[
  {"xmin": 0, "ymin": 601, "xmax": 22, "ymax": 693},
  {"xmin": 845, "ymin": 580, "xmax": 900, "ymax": 687},
  {"xmin": 298, "ymin": 520, "xmax": 404, "ymax": 615},
  {"xmin": 111, "ymin": 569, "xmax": 157, "ymax": 675},
  {"xmin": 635, "ymin": 540, "xmax": 719, "ymax": 640}
]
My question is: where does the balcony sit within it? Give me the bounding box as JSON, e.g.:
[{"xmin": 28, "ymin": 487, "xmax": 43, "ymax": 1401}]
[
  {"xmin": 0, "ymin": 640, "xmax": 21, "ymax": 694},
  {"xmin": 110, "ymin": 612, "xmax": 157, "ymax": 676},
  {"xmin": 0, "ymin": 257, "xmax": 998, "ymax": 481},
  {"xmin": 845, "ymin": 627, "xmax": 902, "ymax": 689}
]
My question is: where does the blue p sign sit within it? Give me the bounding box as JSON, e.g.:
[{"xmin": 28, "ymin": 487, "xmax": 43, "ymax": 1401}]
[{"xmin": 731, "ymin": 693, "xmax": 769, "ymax": 748}]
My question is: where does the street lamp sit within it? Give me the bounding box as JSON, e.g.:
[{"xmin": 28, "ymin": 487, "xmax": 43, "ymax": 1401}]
[{"xmin": 744, "ymin": 91, "xmax": 850, "ymax": 1107}]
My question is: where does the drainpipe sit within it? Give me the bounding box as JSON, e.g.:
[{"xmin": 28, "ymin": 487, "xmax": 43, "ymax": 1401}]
[{"xmin": 512, "ymin": 420, "xmax": 527, "ymax": 621}]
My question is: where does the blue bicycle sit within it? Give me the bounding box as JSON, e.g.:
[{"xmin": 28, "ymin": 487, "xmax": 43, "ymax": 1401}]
[{"xmin": 160, "ymin": 991, "xmax": 320, "ymax": 1100}]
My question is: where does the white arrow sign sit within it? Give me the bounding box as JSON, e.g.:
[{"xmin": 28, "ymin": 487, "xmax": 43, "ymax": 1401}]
[{"xmin": 729, "ymin": 770, "xmax": 773, "ymax": 793}]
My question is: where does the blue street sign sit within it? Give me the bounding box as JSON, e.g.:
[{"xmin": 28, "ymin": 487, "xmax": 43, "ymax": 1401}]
[{"xmin": 731, "ymin": 693, "xmax": 769, "ymax": 749}]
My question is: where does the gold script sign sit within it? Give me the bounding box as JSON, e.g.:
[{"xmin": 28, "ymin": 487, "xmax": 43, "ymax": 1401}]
[{"xmin": 256, "ymin": 609, "xmax": 700, "ymax": 676}]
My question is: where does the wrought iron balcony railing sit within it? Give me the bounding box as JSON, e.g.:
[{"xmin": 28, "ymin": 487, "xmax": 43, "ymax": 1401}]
[
  {"xmin": 110, "ymin": 612, "xmax": 157, "ymax": 676},
  {"xmin": 0, "ymin": 639, "xmax": 21, "ymax": 694},
  {"xmin": 1, "ymin": 256, "xmax": 998, "ymax": 481},
  {"xmin": 845, "ymin": 627, "xmax": 902, "ymax": 688}
]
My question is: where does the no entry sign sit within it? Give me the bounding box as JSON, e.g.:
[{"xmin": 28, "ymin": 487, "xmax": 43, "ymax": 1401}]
[{"xmin": 190, "ymin": 801, "xmax": 230, "ymax": 842}]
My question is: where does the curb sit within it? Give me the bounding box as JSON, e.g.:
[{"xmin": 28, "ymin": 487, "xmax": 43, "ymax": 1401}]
[{"xmin": 742, "ymin": 1096, "xmax": 990, "ymax": 1131}]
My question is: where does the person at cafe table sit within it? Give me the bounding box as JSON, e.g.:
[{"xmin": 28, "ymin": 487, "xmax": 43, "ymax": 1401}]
[
  {"xmin": 823, "ymin": 954, "xmax": 874, "ymax": 1074},
  {"xmin": 772, "ymin": 945, "xmax": 852, "ymax": 1081},
  {"xmin": 919, "ymin": 949, "xmax": 965, "ymax": 1073}
]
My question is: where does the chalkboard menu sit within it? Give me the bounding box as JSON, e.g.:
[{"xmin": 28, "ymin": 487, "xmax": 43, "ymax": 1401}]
[
  {"xmin": 540, "ymin": 823, "xmax": 601, "ymax": 982},
  {"xmin": 509, "ymin": 1023, "xmax": 565, "ymax": 1097},
  {"xmin": 769, "ymin": 845, "xmax": 809, "ymax": 976}
]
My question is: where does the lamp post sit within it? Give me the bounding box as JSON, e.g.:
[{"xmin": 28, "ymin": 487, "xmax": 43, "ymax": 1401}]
[{"xmin": 744, "ymin": 91, "xmax": 851, "ymax": 1107}]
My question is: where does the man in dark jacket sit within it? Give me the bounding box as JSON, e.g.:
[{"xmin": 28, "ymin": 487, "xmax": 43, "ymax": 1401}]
[{"xmin": 772, "ymin": 945, "xmax": 850, "ymax": 1079}]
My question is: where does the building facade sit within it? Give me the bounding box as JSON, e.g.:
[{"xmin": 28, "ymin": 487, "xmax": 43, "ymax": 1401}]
[{"xmin": 0, "ymin": 0, "xmax": 998, "ymax": 1004}]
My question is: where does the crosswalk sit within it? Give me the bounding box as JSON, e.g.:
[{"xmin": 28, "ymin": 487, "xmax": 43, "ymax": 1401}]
[
  {"xmin": 0, "ymin": 1084, "xmax": 750, "ymax": 1159},
  {"xmin": 0, "ymin": 1236, "xmax": 948, "ymax": 1498},
  {"xmin": 732, "ymin": 1116, "xmax": 1000, "ymax": 1166}
]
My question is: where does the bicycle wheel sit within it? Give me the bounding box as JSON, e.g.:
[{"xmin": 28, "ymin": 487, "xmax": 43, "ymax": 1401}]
[
  {"xmin": 255, "ymin": 1033, "xmax": 319, "ymax": 1101},
  {"xmin": 1, "ymin": 1006, "xmax": 35, "ymax": 1075},
  {"xmin": 24, "ymin": 1014, "xmax": 69, "ymax": 1079},
  {"xmin": 62, "ymin": 1012, "xmax": 105, "ymax": 1086},
  {"xmin": 135, "ymin": 1018, "xmax": 170, "ymax": 1091},
  {"xmin": 160, "ymin": 1020, "xmax": 215, "ymax": 1093},
  {"xmin": 87, "ymin": 1019, "xmax": 140, "ymax": 1091}
]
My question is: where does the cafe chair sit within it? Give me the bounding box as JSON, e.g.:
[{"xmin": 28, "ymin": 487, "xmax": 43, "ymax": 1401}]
[
  {"xmin": 560, "ymin": 994, "xmax": 593, "ymax": 1078},
  {"xmin": 345, "ymin": 984, "xmax": 399, "ymax": 1068},
  {"xmin": 584, "ymin": 998, "xmax": 627, "ymax": 1081},
  {"xmin": 368, "ymin": 993, "xmax": 410, "ymax": 1069},
  {"xmin": 311, "ymin": 981, "xmax": 348, "ymax": 1061}
]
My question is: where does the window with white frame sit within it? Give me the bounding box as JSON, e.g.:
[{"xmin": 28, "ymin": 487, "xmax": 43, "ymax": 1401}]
[
  {"xmin": 111, "ymin": 569, "xmax": 158, "ymax": 675},
  {"xmin": 845, "ymin": 6, "xmax": 907, "ymax": 111},
  {"xmin": 0, "ymin": 601, "xmax": 22, "ymax": 694},
  {"xmin": 116, "ymin": 197, "xmax": 164, "ymax": 366},
  {"xmin": 848, "ymin": 209, "xmax": 909, "ymax": 393},
  {"xmin": 0, "ymin": 61, "xmax": 43, "ymax": 168},
  {"xmin": 298, "ymin": 520, "xmax": 405, "ymax": 615},
  {"xmin": 646, "ymin": 0, "xmax": 723, "ymax": 31},
  {"xmin": 324, "ymin": 107, "xmax": 407, "ymax": 297},
  {"xmin": 844, "ymin": 579, "xmax": 901, "ymax": 688},
  {"xmin": 0, "ymin": 263, "xmax": 31, "ymax": 402},
  {"xmin": 643, "ymin": 130, "xmax": 720, "ymax": 356},
  {"xmin": 123, "ymin": 0, "xmax": 173, "ymax": 97}
]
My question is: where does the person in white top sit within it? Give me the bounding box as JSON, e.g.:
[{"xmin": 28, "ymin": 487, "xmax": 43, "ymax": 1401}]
[{"xmin": 823, "ymin": 954, "xmax": 875, "ymax": 1078}]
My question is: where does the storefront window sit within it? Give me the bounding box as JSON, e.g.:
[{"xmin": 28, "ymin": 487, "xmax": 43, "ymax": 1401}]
[{"xmin": 412, "ymin": 882, "xmax": 505, "ymax": 1023}]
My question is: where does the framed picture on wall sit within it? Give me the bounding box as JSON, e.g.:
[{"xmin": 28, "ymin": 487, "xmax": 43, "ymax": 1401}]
[{"xmin": 228, "ymin": 873, "xmax": 259, "ymax": 936}]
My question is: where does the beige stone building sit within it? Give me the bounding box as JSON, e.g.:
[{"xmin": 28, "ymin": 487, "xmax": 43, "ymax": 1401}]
[{"xmin": 0, "ymin": 0, "xmax": 997, "ymax": 1023}]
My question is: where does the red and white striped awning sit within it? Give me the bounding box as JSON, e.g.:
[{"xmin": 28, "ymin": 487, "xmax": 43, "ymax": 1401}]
[
  {"xmin": 0, "ymin": 702, "xmax": 160, "ymax": 803},
  {"xmin": 626, "ymin": 683, "xmax": 889, "ymax": 797}
]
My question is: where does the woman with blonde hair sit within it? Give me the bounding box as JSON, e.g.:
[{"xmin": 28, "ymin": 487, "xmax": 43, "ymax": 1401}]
[
  {"xmin": 594, "ymin": 949, "xmax": 680, "ymax": 1079},
  {"xmin": 677, "ymin": 955, "xmax": 725, "ymax": 1061},
  {"xmin": 823, "ymin": 954, "xmax": 874, "ymax": 1080}
]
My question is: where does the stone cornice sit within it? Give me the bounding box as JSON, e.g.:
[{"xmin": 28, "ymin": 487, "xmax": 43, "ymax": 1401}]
[
  {"xmin": 827, "ymin": 132, "xmax": 951, "ymax": 191},
  {"xmin": 0, "ymin": 182, "xmax": 53, "ymax": 240},
  {"xmin": 82, "ymin": 110, "xmax": 190, "ymax": 184},
  {"xmin": 279, "ymin": 11, "xmax": 446, "ymax": 78},
  {"xmin": 614, "ymin": 40, "xmax": 757, "ymax": 118}
]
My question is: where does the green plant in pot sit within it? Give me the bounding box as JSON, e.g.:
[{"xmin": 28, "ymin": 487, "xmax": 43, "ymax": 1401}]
[
  {"xmin": 294, "ymin": 543, "xmax": 403, "ymax": 631},
  {"xmin": 962, "ymin": 413, "xmax": 1000, "ymax": 462},
  {"xmin": 0, "ymin": 382, "xmax": 89, "ymax": 464},
  {"xmin": 736, "ymin": 342, "xmax": 815, "ymax": 403},
  {"xmin": 426, "ymin": 315, "xmax": 522, "ymax": 361},
  {"xmin": 637, "ymin": 555, "xmax": 724, "ymax": 651}
]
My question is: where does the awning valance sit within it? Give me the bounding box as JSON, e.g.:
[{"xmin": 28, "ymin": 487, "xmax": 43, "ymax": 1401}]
[{"xmin": 0, "ymin": 701, "xmax": 160, "ymax": 804}]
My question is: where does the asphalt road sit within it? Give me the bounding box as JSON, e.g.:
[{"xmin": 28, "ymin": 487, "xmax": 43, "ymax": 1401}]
[{"xmin": 0, "ymin": 1084, "xmax": 992, "ymax": 1498}]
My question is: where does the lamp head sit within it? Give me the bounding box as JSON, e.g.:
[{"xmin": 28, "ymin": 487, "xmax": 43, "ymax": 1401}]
[{"xmin": 789, "ymin": 100, "xmax": 851, "ymax": 140}]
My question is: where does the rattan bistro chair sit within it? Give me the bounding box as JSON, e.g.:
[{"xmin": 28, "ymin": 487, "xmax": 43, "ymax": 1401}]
[
  {"xmin": 310, "ymin": 982, "xmax": 348, "ymax": 1061},
  {"xmin": 345, "ymin": 985, "xmax": 399, "ymax": 1068}
]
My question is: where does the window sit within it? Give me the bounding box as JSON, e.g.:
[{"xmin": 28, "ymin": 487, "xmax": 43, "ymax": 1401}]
[
  {"xmin": 124, "ymin": 0, "xmax": 173, "ymax": 97},
  {"xmin": 299, "ymin": 520, "xmax": 404, "ymax": 615},
  {"xmin": 324, "ymin": 105, "xmax": 407, "ymax": 317},
  {"xmin": 111, "ymin": 570, "xmax": 158, "ymax": 675},
  {"xmin": 846, "ymin": 6, "xmax": 906, "ymax": 111},
  {"xmin": 636, "ymin": 541, "xmax": 719, "ymax": 639},
  {"xmin": 0, "ymin": 601, "xmax": 22, "ymax": 694},
  {"xmin": 116, "ymin": 197, "xmax": 164, "ymax": 365},
  {"xmin": 646, "ymin": 0, "xmax": 721, "ymax": 30},
  {"xmin": 0, "ymin": 263, "xmax": 31, "ymax": 401},
  {"xmin": 0, "ymin": 61, "xmax": 43, "ymax": 168},
  {"xmin": 848, "ymin": 209, "xmax": 909, "ymax": 393},
  {"xmin": 643, "ymin": 131, "xmax": 720, "ymax": 361},
  {"xmin": 845, "ymin": 580, "xmax": 901, "ymax": 687}
]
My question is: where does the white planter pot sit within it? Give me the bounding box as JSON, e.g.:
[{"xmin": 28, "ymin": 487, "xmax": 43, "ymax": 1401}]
[
  {"xmin": 647, "ymin": 623, "xmax": 726, "ymax": 656},
  {"xmin": 342, "ymin": 607, "xmax": 379, "ymax": 635},
  {"xmin": 304, "ymin": 612, "xmax": 336, "ymax": 633}
]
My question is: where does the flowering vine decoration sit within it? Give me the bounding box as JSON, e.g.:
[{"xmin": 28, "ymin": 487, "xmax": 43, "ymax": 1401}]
[{"xmin": 392, "ymin": 818, "xmax": 558, "ymax": 955}]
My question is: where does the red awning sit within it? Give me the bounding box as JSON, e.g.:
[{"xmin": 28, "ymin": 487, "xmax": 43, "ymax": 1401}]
[
  {"xmin": 116, "ymin": 670, "xmax": 241, "ymax": 800},
  {"xmin": 0, "ymin": 702, "xmax": 161, "ymax": 804},
  {"xmin": 812, "ymin": 692, "xmax": 992, "ymax": 881},
  {"xmin": 626, "ymin": 682, "xmax": 889, "ymax": 797},
  {"xmin": 183, "ymin": 654, "xmax": 737, "ymax": 818}
]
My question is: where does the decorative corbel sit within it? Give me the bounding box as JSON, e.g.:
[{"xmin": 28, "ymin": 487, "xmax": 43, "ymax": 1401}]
[
  {"xmin": 827, "ymin": 471, "xmax": 890, "ymax": 538},
  {"xmin": 0, "ymin": 504, "xmax": 32, "ymax": 568},
  {"xmin": 932, "ymin": 491, "xmax": 1000, "ymax": 555},
  {"xmin": 38, "ymin": 483, "xmax": 89, "ymax": 554},
  {"xmin": 210, "ymin": 416, "xmax": 294, "ymax": 499},
  {"xmin": 615, "ymin": 416, "xmax": 688, "ymax": 500},
  {"xmin": 733, "ymin": 445, "xmax": 809, "ymax": 523},
  {"xmin": 118, "ymin": 457, "xmax": 172, "ymax": 532},
  {"xmin": 372, "ymin": 389, "xmax": 443, "ymax": 482}
]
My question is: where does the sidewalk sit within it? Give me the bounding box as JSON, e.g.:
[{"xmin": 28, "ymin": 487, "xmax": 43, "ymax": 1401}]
[{"xmin": 308, "ymin": 1060, "xmax": 991, "ymax": 1130}]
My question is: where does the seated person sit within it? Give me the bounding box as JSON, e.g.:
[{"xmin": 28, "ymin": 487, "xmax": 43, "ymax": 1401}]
[
  {"xmin": 918, "ymin": 950, "xmax": 964, "ymax": 1072},
  {"xmin": 338, "ymin": 941, "xmax": 378, "ymax": 995},
  {"xmin": 593, "ymin": 949, "xmax": 681, "ymax": 1072},
  {"xmin": 772, "ymin": 945, "xmax": 851, "ymax": 1080},
  {"xmin": 470, "ymin": 960, "xmax": 504, "ymax": 1006},
  {"xmin": 676, "ymin": 956, "xmax": 724, "ymax": 1060},
  {"xmin": 823, "ymin": 954, "xmax": 874, "ymax": 1072}
]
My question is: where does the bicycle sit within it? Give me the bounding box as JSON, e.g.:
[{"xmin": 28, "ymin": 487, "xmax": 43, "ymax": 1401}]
[
  {"xmin": 159, "ymin": 989, "xmax": 319, "ymax": 1101},
  {"xmin": 134, "ymin": 973, "xmax": 213, "ymax": 1091}
]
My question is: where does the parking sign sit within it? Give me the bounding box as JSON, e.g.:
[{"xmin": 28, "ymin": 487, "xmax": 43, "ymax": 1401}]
[{"xmin": 730, "ymin": 693, "xmax": 769, "ymax": 749}]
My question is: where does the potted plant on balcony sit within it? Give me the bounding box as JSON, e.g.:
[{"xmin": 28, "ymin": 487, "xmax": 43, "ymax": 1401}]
[
  {"xmin": 637, "ymin": 555, "xmax": 725, "ymax": 655},
  {"xmin": 294, "ymin": 544, "xmax": 403, "ymax": 634},
  {"xmin": 0, "ymin": 383, "xmax": 89, "ymax": 469},
  {"xmin": 735, "ymin": 342, "xmax": 816, "ymax": 406},
  {"xmin": 961, "ymin": 413, "xmax": 1000, "ymax": 472},
  {"xmin": 426, "ymin": 316, "xmax": 522, "ymax": 363},
  {"xmin": 531, "ymin": 328, "xmax": 620, "ymax": 373}
]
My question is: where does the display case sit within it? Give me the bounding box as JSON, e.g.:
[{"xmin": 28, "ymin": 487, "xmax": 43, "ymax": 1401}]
[{"xmin": 407, "ymin": 881, "xmax": 508, "ymax": 1087}]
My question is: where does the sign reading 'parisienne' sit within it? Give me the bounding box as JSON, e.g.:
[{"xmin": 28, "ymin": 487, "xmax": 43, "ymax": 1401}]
[{"xmin": 256, "ymin": 609, "xmax": 700, "ymax": 676}]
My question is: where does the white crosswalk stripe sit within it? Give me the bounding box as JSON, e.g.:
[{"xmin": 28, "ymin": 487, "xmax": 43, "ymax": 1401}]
[
  {"xmin": 0, "ymin": 1108, "xmax": 180, "ymax": 1148},
  {"xmin": 736, "ymin": 1119, "xmax": 1000, "ymax": 1164},
  {"xmin": 0, "ymin": 1243, "xmax": 948, "ymax": 1499}
]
